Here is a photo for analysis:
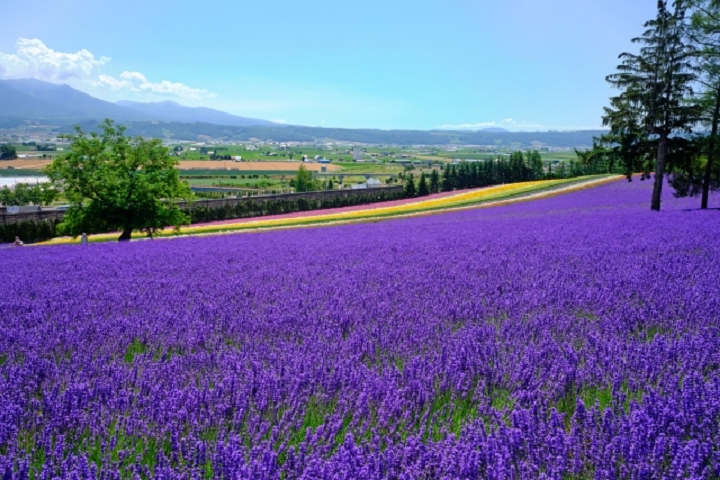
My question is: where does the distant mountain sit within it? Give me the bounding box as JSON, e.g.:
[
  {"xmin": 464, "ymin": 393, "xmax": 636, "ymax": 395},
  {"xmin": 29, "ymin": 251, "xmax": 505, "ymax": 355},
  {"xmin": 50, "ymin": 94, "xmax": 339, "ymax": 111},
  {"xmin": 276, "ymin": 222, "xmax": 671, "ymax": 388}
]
[
  {"xmin": 0, "ymin": 81, "xmax": 56, "ymax": 117},
  {"xmin": 0, "ymin": 78, "xmax": 278, "ymax": 127},
  {"xmin": 479, "ymin": 127, "xmax": 510, "ymax": 133},
  {"xmin": 2, "ymin": 78, "xmax": 605, "ymax": 147},
  {"xmin": 116, "ymin": 100, "xmax": 277, "ymax": 127},
  {"xmin": 1, "ymin": 78, "xmax": 138, "ymax": 120},
  {"xmin": 57, "ymin": 121, "xmax": 606, "ymax": 147}
]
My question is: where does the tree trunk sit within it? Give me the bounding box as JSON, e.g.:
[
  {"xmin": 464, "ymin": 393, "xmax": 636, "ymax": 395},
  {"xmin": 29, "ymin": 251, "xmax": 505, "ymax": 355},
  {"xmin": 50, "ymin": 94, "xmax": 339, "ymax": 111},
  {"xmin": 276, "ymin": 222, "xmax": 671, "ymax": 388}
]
[
  {"xmin": 118, "ymin": 227, "xmax": 133, "ymax": 242},
  {"xmin": 651, "ymin": 135, "xmax": 667, "ymax": 211},
  {"xmin": 701, "ymin": 83, "xmax": 720, "ymax": 210}
]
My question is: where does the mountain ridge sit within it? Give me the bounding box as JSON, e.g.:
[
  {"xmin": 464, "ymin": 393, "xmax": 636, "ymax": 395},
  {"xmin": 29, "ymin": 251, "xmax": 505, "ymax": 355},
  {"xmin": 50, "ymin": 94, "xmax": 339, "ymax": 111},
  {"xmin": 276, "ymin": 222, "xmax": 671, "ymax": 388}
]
[
  {"xmin": 0, "ymin": 78, "xmax": 607, "ymax": 146},
  {"xmin": 0, "ymin": 78, "xmax": 278, "ymax": 127},
  {"xmin": 114, "ymin": 99, "xmax": 278, "ymax": 127}
]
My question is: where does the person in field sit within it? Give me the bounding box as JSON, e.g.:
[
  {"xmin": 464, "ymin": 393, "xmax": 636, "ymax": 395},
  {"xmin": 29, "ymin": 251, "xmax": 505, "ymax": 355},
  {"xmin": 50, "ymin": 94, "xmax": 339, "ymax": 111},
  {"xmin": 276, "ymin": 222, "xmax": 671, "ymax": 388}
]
[{"xmin": 13, "ymin": 236, "xmax": 23, "ymax": 247}]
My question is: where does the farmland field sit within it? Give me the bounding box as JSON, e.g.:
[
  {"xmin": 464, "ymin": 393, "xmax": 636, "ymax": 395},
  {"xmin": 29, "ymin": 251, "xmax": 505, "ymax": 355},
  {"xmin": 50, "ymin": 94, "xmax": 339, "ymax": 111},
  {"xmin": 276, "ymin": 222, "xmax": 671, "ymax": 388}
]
[
  {"xmin": 0, "ymin": 159, "xmax": 53, "ymax": 170},
  {"xmin": 178, "ymin": 161, "xmax": 340, "ymax": 172},
  {"xmin": 1, "ymin": 179, "xmax": 719, "ymax": 479}
]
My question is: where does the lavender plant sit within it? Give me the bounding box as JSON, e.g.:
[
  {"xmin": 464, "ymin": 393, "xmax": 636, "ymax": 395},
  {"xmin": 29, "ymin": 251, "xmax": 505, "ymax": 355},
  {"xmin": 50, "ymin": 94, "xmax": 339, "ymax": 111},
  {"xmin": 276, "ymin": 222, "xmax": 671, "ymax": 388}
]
[{"xmin": 0, "ymin": 180, "xmax": 718, "ymax": 479}]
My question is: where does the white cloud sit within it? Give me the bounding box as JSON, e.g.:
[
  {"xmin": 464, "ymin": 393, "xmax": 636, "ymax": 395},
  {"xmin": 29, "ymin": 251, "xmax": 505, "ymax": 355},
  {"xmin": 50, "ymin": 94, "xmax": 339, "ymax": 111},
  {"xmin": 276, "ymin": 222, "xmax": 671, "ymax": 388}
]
[
  {"xmin": 97, "ymin": 70, "xmax": 216, "ymax": 100},
  {"xmin": 435, "ymin": 118, "xmax": 604, "ymax": 132},
  {"xmin": 0, "ymin": 38, "xmax": 215, "ymax": 100},
  {"xmin": 0, "ymin": 38, "xmax": 109, "ymax": 82},
  {"xmin": 97, "ymin": 73, "xmax": 137, "ymax": 91},
  {"xmin": 120, "ymin": 71, "xmax": 147, "ymax": 83}
]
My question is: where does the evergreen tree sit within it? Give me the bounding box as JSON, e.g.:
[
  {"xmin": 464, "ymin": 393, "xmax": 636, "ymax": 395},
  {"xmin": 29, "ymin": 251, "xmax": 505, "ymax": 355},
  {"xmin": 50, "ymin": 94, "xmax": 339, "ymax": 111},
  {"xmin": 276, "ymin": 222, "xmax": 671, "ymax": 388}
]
[
  {"xmin": 469, "ymin": 162, "xmax": 478, "ymax": 188},
  {"xmin": 449, "ymin": 165, "xmax": 458, "ymax": 190},
  {"xmin": 528, "ymin": 151, "xmax": 545, "ymax": 180},
  {"xmin": 429, "ymin": 169, "xmax": 440, "ymax": 193},
  {"xmin": 418, "ymin": 172, "xmax": 430, "ymax": 196},
  {"xmin": 604, "ymin": 0, "xmax": 700, "ymax": 210},
  {"xmin": 670, "ymin": 0, "xmax": 720, "ymax": 207},
  {"xmin": 456, "ymin": 162, "xmax": 468, "ymax": 190},
  {"xmin": 404, "ymin": 173, "xmax": 416, "ymax": 197},
  {"xmin": 441, "ymin": 164, "xmax": 453, "ymax": 191},
  {"xmin": 481, "ymin": 159, "xmax": 493, "ymax": 186}
]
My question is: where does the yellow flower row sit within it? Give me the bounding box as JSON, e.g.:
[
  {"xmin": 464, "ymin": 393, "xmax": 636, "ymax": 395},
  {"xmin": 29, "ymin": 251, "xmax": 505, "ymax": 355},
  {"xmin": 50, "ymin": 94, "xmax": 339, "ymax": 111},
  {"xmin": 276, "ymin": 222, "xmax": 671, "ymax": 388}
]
[
  {"xmin": 184, "ymin": 180, "xmax": 553, "ymax": 232},
  {"xmin": 41, "ymin": 176, "xmax": 616, "ymax": 245}
]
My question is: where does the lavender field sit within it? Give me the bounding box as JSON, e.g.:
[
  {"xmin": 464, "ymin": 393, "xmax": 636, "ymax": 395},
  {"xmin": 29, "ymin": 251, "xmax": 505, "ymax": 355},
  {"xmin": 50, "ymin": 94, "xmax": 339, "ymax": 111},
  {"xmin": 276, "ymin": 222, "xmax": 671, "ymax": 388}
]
[{"xmin": 1, "ymin": 179, "xmax": 719, "ymax": 479}]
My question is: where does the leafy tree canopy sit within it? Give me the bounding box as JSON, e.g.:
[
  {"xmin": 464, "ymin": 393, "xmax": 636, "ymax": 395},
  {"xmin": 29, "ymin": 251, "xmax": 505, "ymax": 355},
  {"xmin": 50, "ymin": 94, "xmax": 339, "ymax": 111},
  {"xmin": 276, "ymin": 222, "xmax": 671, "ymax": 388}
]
[
  {"xmin": 46, "ymin": 119, "xmax": 191, "ymax": 241},
  {"xmin": 0, "ymin": 144, "xmax": 17, "ymax": 160},
  {"xmin": 290, "ymin": 164, "xmax": 320, "ymax": 192},
  {"xmin": 0, "ymin": 183, "xmax": 58, "ymax": 207}
]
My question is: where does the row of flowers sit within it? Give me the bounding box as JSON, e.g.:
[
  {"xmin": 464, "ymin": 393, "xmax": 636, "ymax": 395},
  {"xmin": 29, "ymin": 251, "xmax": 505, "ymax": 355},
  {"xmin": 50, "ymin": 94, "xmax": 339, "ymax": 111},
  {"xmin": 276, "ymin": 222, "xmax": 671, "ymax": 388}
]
[{"xmin": 43, "ymin": 175, "xmax": 619, "ymax": 244}]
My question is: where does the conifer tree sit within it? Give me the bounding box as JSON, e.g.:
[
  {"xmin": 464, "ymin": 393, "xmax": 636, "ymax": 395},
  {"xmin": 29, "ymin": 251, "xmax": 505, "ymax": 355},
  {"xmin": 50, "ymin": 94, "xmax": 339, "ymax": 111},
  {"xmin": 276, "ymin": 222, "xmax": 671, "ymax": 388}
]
[
  {"xmin": 604, "ymin": 0, "xmax": 699, "ymax": 210},
  {"xmin": 528, "ymin": 151, "xmax": 545, "ymax": 180},
  {"xmin": 418, "ymin": 172, "xmax": 430, "ymax": 196},
  {"xmin": 670, "ymin": 0, "xmax": 720, "ymax": 207},
  {"xmin": 449, "ymin": 165, "xmax": 458, "ymax": 190},
  {"xmin": 441, "ymin": 164, "xmax": 453, "ymax": 192},
  {"xmin": 404, "ymin": 173, "xmax": 416, "ymax": 197},
  {"xmin": 429, "ymin": 169, "xmax": 440, "ymax": 193}
]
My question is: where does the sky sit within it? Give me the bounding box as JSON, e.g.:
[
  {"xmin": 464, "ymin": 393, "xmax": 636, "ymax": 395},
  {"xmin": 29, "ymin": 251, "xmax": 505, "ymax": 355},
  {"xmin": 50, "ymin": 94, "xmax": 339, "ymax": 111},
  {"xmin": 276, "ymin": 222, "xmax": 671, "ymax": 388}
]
[{"xmin": 0, "ymin": 0, "xmax": 657, "ymax": 131}]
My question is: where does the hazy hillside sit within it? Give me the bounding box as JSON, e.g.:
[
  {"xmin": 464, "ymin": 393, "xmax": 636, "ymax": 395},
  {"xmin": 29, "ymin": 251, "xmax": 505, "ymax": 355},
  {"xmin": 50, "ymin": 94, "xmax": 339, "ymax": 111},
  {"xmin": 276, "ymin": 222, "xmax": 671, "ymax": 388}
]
[
  {"xmin": 0, "ymin": 79, "xmax": 277, "ymax": 127},
  {"xmin": 57, "ymin": 120, "xmax": 606, "ymax": 147},
  {"xmin": 1, "ymin": 78, "xmax": 605, "ymax": 147},
  {"xmin": 1, "ymin": 78, "xmax": 140, "ymax": 121},
  {"xmin": 116, "ymin": 100, "xmax": 278, "ymax": 127}
]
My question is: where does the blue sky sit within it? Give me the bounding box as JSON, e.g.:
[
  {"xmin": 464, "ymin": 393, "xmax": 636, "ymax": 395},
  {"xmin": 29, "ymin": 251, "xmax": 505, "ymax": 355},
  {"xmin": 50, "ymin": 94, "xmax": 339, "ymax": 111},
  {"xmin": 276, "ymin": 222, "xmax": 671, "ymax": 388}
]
[{"xmin": 0, "ymin": 0, "xmax": 656, "ymax": 131}]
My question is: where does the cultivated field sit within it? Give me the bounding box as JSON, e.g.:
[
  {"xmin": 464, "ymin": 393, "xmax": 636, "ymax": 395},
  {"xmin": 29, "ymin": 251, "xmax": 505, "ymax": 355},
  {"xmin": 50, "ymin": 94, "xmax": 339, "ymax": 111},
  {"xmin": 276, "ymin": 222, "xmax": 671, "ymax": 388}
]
[
  {"xmin": 0, "ymin": 158, "xmax": 53, "ymax": 170},
  {"xmin": 178, "ymin": 160, "xmax": 340, "ymax": 172},
  {"xmin": 1, "ymin": 180, "xmax": 719, "ymax": 478},
  {"xmin": 0, "ymin": 159, "xmax": 341, "ymax": 173}
]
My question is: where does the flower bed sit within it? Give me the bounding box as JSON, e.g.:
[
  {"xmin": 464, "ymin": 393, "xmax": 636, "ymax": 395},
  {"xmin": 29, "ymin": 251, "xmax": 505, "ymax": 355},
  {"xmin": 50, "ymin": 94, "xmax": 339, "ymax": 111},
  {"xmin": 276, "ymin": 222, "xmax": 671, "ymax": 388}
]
[{"xmin": 1, "ymin": 178, "xmax": 718, "ymax": 478}]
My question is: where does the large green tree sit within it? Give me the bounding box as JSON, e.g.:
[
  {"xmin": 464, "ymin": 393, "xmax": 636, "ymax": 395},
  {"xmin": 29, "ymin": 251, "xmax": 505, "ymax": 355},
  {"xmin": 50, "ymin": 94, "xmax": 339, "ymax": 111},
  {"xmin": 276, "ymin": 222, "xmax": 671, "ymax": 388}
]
[
  {"xmin": 0, "ymin": 144, "xmax": 17, "ymax": 160},
  {"xmin": 291, "ymin": 164, "xmax": 319, "ymax": 192},
  {"xmin": 670, "ymin": 0, "xmax": 720, "ymax": 207},
  {"xmin": 604, "ymin": 0, "xmax": 700, "ymax": 210},
  {"xmin": 46, "ymin": 119, "xmax": 191, "ymax": 241}
]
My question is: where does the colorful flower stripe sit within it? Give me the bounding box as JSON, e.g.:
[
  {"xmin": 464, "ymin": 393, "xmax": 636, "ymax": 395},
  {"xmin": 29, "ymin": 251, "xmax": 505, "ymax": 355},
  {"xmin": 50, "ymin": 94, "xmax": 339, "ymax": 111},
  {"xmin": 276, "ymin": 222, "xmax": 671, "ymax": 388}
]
[{"xmin": 42, "ymin": 175, "xmax": 618, "ymax": 245}]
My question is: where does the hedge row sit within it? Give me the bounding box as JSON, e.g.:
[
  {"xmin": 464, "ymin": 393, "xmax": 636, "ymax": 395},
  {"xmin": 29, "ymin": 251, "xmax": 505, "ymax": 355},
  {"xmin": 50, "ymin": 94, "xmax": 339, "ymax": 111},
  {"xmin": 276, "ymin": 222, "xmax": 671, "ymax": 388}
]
[
  {"xmin": 0, "ymin": 219, "xmax": 61, "ymax": 244},
  {"xmin": 188, "ymin": 190, "xmax": 405, "ymax": 224},
  {"xmin": 3, "ymin": 190, "xmax": 404, "ymax": 243}
]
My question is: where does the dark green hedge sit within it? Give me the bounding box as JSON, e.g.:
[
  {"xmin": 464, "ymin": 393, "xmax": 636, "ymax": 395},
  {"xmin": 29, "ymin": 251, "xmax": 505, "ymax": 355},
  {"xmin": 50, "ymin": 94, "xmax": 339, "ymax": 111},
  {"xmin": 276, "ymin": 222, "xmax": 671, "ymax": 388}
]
[
  {"xmin": 188, "ymin": 190, "xmax": 405, "ymax": 224},
  {"xmin": 2, "ymin": 190, "xmax": 403, "ymax": 243},
  {"xmin": 0, "ymin": 219, "xmax": 61, "ymax": 244}
]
